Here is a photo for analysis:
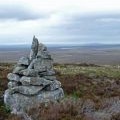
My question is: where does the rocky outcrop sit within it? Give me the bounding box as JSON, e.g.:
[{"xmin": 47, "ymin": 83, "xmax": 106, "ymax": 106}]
[{"xmin": 4, "ymin": 36, "xmax": 64, "ymax": 114}]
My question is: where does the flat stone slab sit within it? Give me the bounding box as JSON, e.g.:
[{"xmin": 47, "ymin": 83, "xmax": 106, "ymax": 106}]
[
  {"xmin": 7, "ymin": 73, "xmax": 21, "ymax": 82},
  {"xmin": 13, "ymin": 65, "xmax": 26, "ymax": 74},
  {"xmin": 4, "ymin": 88, "xmax": 64, "ymax": 114},
  {"xmin": 9, "ymin": 86, "xmax": 44, "ymax": 95},
  {"xmin": 19, "ymin": 69, "xmax": 38, "ymax": 77},
  {"xmin": 20, "ymin": 76, "xmax": 53, "ymax": 86}
]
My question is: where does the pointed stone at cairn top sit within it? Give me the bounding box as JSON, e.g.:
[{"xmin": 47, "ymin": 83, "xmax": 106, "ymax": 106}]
[{"xmin": 30, "ymin": 36, "xmax": 39, "ymax": 61}]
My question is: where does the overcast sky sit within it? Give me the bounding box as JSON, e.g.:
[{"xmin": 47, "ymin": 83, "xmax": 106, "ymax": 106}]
[{"xmin": 0, "ymin": 0, "xmax": 120, "ymax": 45}]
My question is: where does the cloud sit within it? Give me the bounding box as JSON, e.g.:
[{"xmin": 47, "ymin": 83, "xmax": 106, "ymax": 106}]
[
  {"xmin": 97, "ymin": 18, "xmax": 120, "ymax": 22},
  {"xmin": 1, "ymin": 0, "xmax": 120, "ymax": 44},
  {"xmin": 1, "ymin": 12, "xmax": 120, "ymax": 44},
  {"xmin": 37, "ymin": 13, "xmax": 120, "ymax": 43},
  {"xmin": 0, "ymin": 4, "xmax": 47, "ymax": 20}
]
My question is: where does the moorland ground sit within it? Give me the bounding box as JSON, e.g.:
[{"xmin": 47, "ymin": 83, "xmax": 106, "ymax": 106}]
[
  {"xmin": 1, "ymin": 45, "xmax": 120, "ymax": 65},
  {"xmin": 0, "ymin": 63, "xmax": 120, "ymax": 120}
]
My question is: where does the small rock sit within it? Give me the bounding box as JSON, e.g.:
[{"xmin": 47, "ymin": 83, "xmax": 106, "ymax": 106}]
[
  {"xmin": 7, "ymin": 73, "xmax": 21, "ymax": 81},
  {"xmin": 8, "ymin": 81, "xmax": 19, "ymax": 88},
  {"xmin": 46, "ymin": 80, "xmax": 61, "ymax": 91},
  {"xmin": 13, "ymin": 65, "xmax": 27, "ymax": 74},
  {"xmin": 18, "ymin": 57, "xmax": 30, "ymax": 66}
]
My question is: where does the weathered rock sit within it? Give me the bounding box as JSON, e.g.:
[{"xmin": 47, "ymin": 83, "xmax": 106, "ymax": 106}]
[
  {"xmin": 20, "ymin": 76, "xmax": 53, "ymax": 86},
  {"xmin": 41, "ymin": 59, "xmax": 53, "ymax": 70},
  {"xmin": 37, "ymin": 43, "xmax": 52, "ymax": 59},
  {"xmin": 33, "ymin": 59, "xmax": 47, "ymax": 72},
  {"xmin": 13, "ymin": 65, "xmax": 27, "ymax": 74},
  {"xmin": 28, "ymin": 59, "xmax": 36, "ymax": 69},
  {"xmin": 37, "ymin": 50, "xmax": 52, "ymax": 59},
  {"xmin": 7, "ymin": 73, "xmax": 21, "ymax": 82},
  {"xmin": 28, "ymin": 58, "xmax": 47, "ymax": 72},
  {"xmin": 18, "ymin": 57, "xmax": 30, "ymax": 66},
  {"xmin": 28, "ymin": 58, "xmax": 53, "ymax": 72},
  {"xmin": 30, "ymin": 36, "xmax": 39, "ymax": 61},
  {"xmin": 34, "ymin": 58, "xmax": 53, "ymax": 71},
  {"xmin": 19, "ymin": 69, "xmax": 38, "ymax": 77},
  {"xmin": 41, "ymin": 52, "xmax": 52, "ymax": 59},
  {"xmin": 4, "ymin": 88, "xmax": 64, "ymax": 114},
  {"xmin": 47, "ymin": 70, "xmax": 56, "ymax": 75},
  {"xmin": 46, "ymin": 80, "xmax": 61, "ymax": 91},
  {"xmin": 9, "ymin": 86, "xmax": 44, "ymax": 95},
  {"xmin": 8, "ymin": 81, "xmax": 19, "ymax": 88},
  {"xmin": 37, "ymin": 43, "xmax": 47, "ymax": 52}
]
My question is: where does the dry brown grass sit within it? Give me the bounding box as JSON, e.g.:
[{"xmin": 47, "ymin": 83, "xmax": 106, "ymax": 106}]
[{"xmin": 27, "ymin": 98, "xmax": 86, "ymax": 120}]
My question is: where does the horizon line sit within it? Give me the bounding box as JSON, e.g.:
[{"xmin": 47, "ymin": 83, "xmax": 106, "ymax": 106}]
[{"xmin": 1, "ymin": 43, "xmax": 120, "ymax": 46}]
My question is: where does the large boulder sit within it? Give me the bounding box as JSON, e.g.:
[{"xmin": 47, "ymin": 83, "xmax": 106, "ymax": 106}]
[{"xmin": 4, "ymin": 88, "xmax": 64, "ymax": 114}]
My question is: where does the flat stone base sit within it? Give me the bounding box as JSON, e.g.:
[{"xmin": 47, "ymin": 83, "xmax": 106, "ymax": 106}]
[{"xmin": 4, "ymin": 88, "xmax": 64, "ymax": 114}]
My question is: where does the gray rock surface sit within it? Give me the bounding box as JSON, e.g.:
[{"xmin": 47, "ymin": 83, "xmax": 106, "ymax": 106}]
[
  {"xmin": 4, "ymin": 36, "xmax": 64, "ymax": 114},
  {"xmin": 30, "ymin": 36, "xmax": 39, "ymax": 61},
  {"xmin": 20, "ymin": 76, "xmax": 53, "ymax": 86},
  {"xmin": 8, "ymin": 81, "xmax": 18, "ymax": 88},
  {"xmin": 4, "ymin": 88, "xmax": 64, "ymax": 113},
  {"xmin": 18, "ymin": 57, "xmax": 30, "ymax": 66},
  {"xmin": 10, "ymin": 86, "xmax": 44, "ymax": 95},
  {"xmin": 46, "ymin": 80, "xmax": 61, "ymax": 91},
  {"xmin": 7, "ymin": 73, "xmax": 21, "ymax": 82},
  {"xmin": 20, "ymin": 69, "xmax": 38, "ymax": 77},
  {"xmin": 13, "ymin": 65, "xmax": 27, "ymax": 74}
]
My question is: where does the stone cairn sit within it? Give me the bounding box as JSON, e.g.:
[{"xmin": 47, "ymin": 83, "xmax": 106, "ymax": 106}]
[{"xmin": 4, "ymin": 36, "xmax": 64, "ymax": 114}]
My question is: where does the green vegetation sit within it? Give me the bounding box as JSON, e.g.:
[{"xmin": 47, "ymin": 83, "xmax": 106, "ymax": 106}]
[
  {"xmin": 54, "ymin": 63, "xmax": 120, "ymax": 79},
  {"xmin": 0, "ymin": 63, "xmax": 120, "ymax": 120}
]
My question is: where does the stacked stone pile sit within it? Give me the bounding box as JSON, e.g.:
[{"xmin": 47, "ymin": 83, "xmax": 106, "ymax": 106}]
[{"xmin": 4, "ymin": 36, "xmax": 64, "ymax": 114}]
